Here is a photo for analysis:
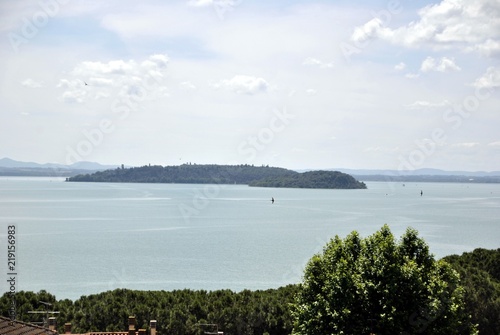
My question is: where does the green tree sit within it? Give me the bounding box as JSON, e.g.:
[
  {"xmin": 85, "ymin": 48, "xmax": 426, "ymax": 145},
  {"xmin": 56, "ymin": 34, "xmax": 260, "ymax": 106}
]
[
  {"xmin": 292, "ymin": 225, "xmax": 477, "ymax": 335},
  {"xmin": 444, "ymin": 248, "xmax": 500, "ymax": 335}
]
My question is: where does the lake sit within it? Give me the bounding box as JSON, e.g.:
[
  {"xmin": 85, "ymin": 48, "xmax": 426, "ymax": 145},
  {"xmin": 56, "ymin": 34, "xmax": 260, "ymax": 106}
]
[{"xmin": 0, "ymin": 177, "xmax": 499, "ymax": 301}]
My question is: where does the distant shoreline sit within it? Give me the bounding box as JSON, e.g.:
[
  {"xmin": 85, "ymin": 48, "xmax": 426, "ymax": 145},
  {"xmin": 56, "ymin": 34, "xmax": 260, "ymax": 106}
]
[
  {"xmin": 0, "ymin": 167, "xmax": 100, "ymax": 177},
  {"xmin": 353, "ymin": 174, "xmax": 500, "ymax": 183},
  {"xmin": 1, "ymin": 169, "xmax": 499, "ymax": 184}
]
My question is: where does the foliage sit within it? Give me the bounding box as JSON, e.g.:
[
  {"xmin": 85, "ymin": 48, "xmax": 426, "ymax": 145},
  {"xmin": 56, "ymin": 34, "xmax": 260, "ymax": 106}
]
[
  {"xmin": 292, "ymin": 225, "xmax": 477, "ymax": 335},
  {"xmin": 68, "ymin": 164, "xmax": 296, "ymax": 184},
  {"xmin": 443, "ymin": 248, "xmax": 500, "ymax": 335},
  {"xmin": 66, "ymin": 164, "xmax": 366, "ymax": 189},
  {"xmin": 2, "ymin": 243, "xmax": 498, "ymax": 335},
  {"xmin": 248, "ymin": 170, "xmax": 366, "ymax": 189},
  {"xmin": 0, "ymin": 286, "xmax": 298, "ymax": 335}
]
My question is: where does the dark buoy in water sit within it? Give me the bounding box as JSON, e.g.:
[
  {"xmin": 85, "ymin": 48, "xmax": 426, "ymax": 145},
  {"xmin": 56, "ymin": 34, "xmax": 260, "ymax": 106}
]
[
  {"xmin": 421, "ymin": 190, "xmax": 423, "ymax": 196},
  {"xmin": 271, "ymin": 197, "xmax": 274, "ymax": 204}
]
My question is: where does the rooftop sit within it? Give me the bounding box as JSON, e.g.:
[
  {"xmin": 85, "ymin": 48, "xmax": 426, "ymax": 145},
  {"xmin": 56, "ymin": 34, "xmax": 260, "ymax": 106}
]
[{"xmin": 0, "ymin": 316, "xmax": 57, "ymax": 335}]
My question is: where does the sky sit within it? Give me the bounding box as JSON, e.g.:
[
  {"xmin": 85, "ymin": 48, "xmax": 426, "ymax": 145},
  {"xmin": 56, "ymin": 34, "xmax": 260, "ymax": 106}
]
[{"xmin": 0, "ymin": 0, "xmax": 499, "ymax": 171}]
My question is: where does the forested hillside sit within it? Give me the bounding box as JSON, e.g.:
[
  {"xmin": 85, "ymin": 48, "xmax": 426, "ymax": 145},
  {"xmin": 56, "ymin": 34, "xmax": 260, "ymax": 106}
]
[
  {"xmin": 66, "ymin": 164, "xmax": 366, "ymax": 189},
  {"xmin": 67, "ymin": 164, "xmax": 295, "ymax": 184},
  {"xmin": 249, "ymin": 170, "xmax": 366, "ymax": 189}
]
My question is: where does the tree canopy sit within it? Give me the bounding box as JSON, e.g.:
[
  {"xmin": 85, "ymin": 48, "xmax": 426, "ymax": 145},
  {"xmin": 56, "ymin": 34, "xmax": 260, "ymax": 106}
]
[
  {"xmin": 66, "ymin": 164, "xmax": 366, "ymax": 189},
  {"xmin": 443, "ymin": 248, "xmax": 500, "ymax": 335},
  {"xmin": 248, "ymin": 170, "xmax": 366, "ymax": 189},
  {"xmin": 292, "ymin": 225, "xmax": 477, "ymax": 335},
  {"xmin": 0, "ymin": 287, "xmax": 298, "ymax": 335}
]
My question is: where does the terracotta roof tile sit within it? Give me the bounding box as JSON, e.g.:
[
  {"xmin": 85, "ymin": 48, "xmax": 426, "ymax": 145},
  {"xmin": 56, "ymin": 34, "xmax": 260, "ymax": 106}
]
[{"xmin": 0, "ymin": 316, "xmax": 58, "ymax": 335}]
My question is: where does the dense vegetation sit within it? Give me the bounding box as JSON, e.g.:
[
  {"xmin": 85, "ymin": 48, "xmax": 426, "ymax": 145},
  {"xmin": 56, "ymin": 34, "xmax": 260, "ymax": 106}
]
[
  {"xmin": 67, "ymin": 164, "xmax": 294, "ymax": 184},
  {"xmin": 2, "ymin": 245, "xmax": 499, "ymax": 334},
  {"xmin": 293, "ymin": 225, "xmax": 477, "ymax": 335},
  {"xmin": 1, "ymin": 286, "xmax": 298, "ymax": 335},
  {"xmin": 444, "ymin": 248, "xmax": 500, "ymax": 335},
  {"xmin": 249, "ymin": 170, "xmax": 366, "ymax": 189},
  {"xmin": 66, "ymin": 164, "xmax": 366, "ymax": 189}
]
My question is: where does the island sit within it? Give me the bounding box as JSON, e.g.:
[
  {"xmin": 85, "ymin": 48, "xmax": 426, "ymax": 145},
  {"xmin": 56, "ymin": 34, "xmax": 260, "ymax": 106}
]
[
  {"xmin": 249, "ymin": 170, "xmax": 367, "ymax": 189},
  {"xmin": 66, "ymin": 164, "xmax": 367, "ymax": 189}
]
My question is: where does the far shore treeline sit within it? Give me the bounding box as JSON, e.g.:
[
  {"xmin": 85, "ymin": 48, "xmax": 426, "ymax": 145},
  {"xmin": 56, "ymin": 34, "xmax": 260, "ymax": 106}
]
[
  {"xmin": 1, "ymin": 247, "xmax": 499, "ymax": 335},
  {"xmin": 66, "ymin": 164, "xmax": 367, "ymax": 189}
]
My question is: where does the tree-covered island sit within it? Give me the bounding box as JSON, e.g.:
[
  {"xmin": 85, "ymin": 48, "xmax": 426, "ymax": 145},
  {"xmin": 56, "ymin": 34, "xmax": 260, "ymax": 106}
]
[{"xmin": 66, "ymin": 164, "xmax": 367, "ymax": 189}]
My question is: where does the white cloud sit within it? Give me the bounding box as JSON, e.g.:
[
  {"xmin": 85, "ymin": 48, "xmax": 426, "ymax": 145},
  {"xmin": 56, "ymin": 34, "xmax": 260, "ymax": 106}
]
[
  {"xmin": 405, "ymin": 73, "xmax": 420, "ymax": 79},
  {"xmin": 73, "ymin": 60, "xmax": 136, "ymax": 76},
  {"xmin": 351, "ymin": 18, "xmax": 391, "ymax": 45},
  {"xmin": 68, "ymin": 54, "xmax": 168, "ymax": 82},
  {"xmin": 488, "ymin": 141, "xmax": 500, "ymax": 147},
  {"xmin": 405, "ymin": 100, "xmax": 451, "ymax": 110},
  {"xmin": 472, "ymin": 66, "xmax": 500, "ymax": 89},
  {"xmin": 451, "ymin": 142, "xmax": 480, "ymax": 150},
  {"xmin": 437, "ymin": 57, "xmax": 461, "ymax": 72},
  {"xmin": 95, "ymin": 92, "xmax": 110, "ymax": 100},
  {"xmin": 56, "ymin": 79, "xmax": 82, "ymax": 89},
  {"xmin": 141, "ymin": 54, "xmax": 169, "ymax": 72},
  {"xmin": 180, "ymin": 81, "xmax": 197, "ymax": 90},
  {"xmin": 60, "ymin": 90, "xmax": 87, "ymax": 104},
  {"xmin": 186, "ymin": 0, "xmax": 242, "ymax": 19},
  {"xmin": 420, "ymin": 56, "xmax": 461, "ymax": 73},
  {"xmin": 394, "ymin": 62, "xmax": 406, "ymax": 71},
  {"xmin": 473, "ymin": 38, "xmax": 500, "ymax": 58},
  {"xmin": 450, "ymin": 142, "xmax": 480, "ymax": 152},
  {"xmin": 57, "ymin": 54, "xmax": 169, "ymax": 104},
  {"xmin": 306, "ymin": 89, "xmax": 317, "ymax": 96},
  {"xmin": 351, "ymin": 0, "xmax": 500, "ymax": 57},
  {"xmin": 420, "ymin": 57, "xmax": 437, "ymax": 72},
  {"xmin": 187, "ymin": 0, "xmax": 213, "ymax": 7},
  {"xmin": 215, "ymin": 75, "xmax": 269, "ymax": 95},
  {"xmin": 21, "ymin": 78, "xmax": 43, "ymax": 88},
  {"xmin": 88, "ymin": 77, "xmax": 114, "ymax": 87},
  {"xmin": 401, "ymin": 56, "xmax": 460, "ymax": 78},
  {"xmin": 302, "ymin": 57, "xmax": 333, "ymax": 69}
]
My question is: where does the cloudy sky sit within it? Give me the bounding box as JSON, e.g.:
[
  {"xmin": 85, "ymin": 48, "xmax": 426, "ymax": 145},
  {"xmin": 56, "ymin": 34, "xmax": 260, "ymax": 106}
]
[{"xmin": 1, "ymin": 0, "xmax": 499, "ymax": 171}]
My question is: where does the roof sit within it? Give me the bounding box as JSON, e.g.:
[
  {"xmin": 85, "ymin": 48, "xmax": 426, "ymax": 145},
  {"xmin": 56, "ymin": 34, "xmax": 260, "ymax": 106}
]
[{"xmin": 0, "ymin": 316, "xmax": 58, "ymax": 335}]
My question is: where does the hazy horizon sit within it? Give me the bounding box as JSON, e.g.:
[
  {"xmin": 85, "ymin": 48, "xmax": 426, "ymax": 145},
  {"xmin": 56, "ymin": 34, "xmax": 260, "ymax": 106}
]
[
  {"xmin": 1, "ymin": 1, "xmax": 499, "ymax": 171},
  {"xmin": 3, "ymin": 155, "xmax": 500, "ymax": 174}
]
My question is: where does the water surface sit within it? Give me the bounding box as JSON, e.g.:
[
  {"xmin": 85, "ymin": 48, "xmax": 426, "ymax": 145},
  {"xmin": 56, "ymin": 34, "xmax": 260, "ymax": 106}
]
[{"xmin": 0, "ymin": 177, "xmax": 498, "ymax": 300}]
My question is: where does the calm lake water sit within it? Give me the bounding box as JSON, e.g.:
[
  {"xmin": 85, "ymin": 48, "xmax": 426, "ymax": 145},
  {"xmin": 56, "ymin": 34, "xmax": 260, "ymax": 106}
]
[{"xmin": 0, "ymin": 177, "xmax": 499, "ymax": 300}]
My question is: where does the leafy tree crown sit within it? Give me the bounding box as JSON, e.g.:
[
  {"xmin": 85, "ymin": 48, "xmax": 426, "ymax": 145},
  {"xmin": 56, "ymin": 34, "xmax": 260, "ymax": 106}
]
[{"xmin": 292, "ymin": 225, "xmax": 477, "ymax": 335}]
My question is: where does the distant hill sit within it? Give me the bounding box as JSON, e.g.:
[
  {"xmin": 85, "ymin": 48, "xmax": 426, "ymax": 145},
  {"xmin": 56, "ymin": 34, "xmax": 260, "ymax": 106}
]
[
  {"xmin": 67, "ymin": 164, "xmax": 367, "ymax": 189},
  {"xmin": 0, "ymin": 157, "xmax": 118, "ymax": 170},
  {"xmin": 326, "ymin": 167, "xmax": 500, "ymax": 177},
  {"xmin": 351, "ymin": 174, "xmax": 500, "ymax": 183},
  {"xmin": 0, "ymin": 157, "xmax": 119, "ymax": 177}
]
